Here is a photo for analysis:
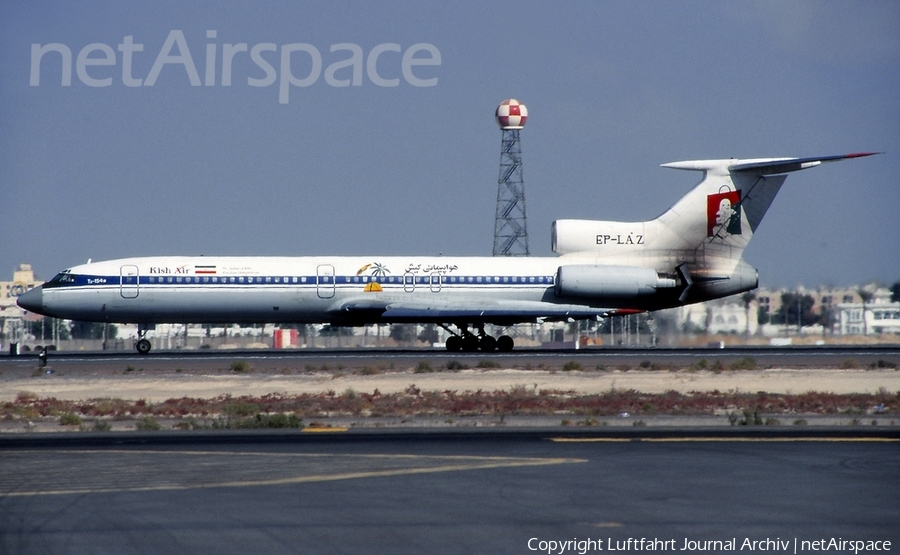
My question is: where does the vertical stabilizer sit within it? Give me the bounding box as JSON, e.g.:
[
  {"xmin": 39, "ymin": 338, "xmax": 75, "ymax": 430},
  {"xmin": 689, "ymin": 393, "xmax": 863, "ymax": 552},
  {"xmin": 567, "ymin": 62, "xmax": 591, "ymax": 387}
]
[
  {"xmin": 654, "ymin": 153, "xmax": 877, "ymax": 278},
  {"xmin": 551, "ymin": 152, "xmax": 876, "ymax": 286}
]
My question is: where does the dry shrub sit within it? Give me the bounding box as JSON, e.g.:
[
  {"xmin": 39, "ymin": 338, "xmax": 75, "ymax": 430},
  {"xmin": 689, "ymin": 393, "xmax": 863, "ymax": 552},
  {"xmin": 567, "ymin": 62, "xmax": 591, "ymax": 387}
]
[{"xmin": 2, "ymin": 388, "xmax": 897, "ymax": 423}]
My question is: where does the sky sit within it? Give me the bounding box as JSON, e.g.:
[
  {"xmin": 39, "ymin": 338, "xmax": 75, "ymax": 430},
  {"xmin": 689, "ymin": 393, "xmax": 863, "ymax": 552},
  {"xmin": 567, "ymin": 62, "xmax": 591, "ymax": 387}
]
[{"xmin": 2, "ymin": 1, "xmax": 898, "ymax": 289}]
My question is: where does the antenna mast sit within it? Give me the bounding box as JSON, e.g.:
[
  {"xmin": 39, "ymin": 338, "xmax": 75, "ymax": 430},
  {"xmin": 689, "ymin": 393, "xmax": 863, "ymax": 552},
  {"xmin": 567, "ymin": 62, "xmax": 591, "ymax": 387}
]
[{"xmin": 493, "ymin": 99, "xmax": 530, "ymax": 256}]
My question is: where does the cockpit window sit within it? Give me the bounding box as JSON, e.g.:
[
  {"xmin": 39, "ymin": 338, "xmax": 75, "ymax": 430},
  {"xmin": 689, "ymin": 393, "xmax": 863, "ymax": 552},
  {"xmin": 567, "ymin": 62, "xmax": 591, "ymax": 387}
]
[{"xmin": 42, "ymin": 271, "xmax": 76, "ymax": 288}]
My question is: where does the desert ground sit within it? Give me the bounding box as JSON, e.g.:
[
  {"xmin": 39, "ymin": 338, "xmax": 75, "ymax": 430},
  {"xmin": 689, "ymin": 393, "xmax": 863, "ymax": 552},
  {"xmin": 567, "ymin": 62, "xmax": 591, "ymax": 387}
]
[
  {"xmin": 2, "ymin": 366, "xmax": 899, "ymax": 403},
  {"xmin": 2, "ymin": 357, "xmax": 898, "ymax": 431}
]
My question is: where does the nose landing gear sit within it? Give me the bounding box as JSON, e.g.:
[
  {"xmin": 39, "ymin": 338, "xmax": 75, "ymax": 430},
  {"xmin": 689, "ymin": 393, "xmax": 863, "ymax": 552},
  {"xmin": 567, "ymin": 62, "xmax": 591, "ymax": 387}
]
[{"xmin": 135, "ymin": 324, "xmax": 152, "ymax": 355}]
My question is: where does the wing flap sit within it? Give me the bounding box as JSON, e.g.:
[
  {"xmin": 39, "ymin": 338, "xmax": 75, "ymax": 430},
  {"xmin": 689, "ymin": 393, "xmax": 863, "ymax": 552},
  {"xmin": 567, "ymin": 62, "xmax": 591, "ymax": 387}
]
[{"xmin": 331, "ymin": 297, "xmax": 618, "ymax": 324}]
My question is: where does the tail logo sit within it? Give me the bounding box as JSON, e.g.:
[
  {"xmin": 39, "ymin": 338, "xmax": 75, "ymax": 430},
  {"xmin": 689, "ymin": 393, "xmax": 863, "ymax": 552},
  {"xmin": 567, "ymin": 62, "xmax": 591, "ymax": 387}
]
[{"xmin": 707, "ymin": 190, "xmax": 742, "ymax": 238}]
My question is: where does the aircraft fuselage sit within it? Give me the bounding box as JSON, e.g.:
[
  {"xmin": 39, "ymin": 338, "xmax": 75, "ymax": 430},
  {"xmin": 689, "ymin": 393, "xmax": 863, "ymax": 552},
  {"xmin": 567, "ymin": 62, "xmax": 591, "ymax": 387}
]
[{"xmin": 29, "ymin": 255, "xmax": 688, "ymax": 326}]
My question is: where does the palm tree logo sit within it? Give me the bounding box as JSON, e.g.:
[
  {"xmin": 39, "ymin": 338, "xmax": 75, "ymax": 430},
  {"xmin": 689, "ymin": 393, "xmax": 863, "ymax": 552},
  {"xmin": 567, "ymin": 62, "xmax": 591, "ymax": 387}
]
[{"xmin": 358, "ymin": 262, "xmax": 390, "ymax": 292}]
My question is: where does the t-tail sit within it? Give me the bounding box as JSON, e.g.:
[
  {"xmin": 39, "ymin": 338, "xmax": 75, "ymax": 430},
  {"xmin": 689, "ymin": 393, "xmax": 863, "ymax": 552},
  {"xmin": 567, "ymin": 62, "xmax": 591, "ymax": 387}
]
[{"xmin": 551, "ymin": 153, "xmax": 878, "ymax": 307}]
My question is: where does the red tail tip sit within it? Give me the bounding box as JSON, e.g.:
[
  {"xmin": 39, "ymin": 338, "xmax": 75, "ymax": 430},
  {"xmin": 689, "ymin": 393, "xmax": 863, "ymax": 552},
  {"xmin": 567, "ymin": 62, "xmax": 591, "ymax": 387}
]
[{"xmin": 844, "ymin": 152, "xmax": 880, "ymax": 159}]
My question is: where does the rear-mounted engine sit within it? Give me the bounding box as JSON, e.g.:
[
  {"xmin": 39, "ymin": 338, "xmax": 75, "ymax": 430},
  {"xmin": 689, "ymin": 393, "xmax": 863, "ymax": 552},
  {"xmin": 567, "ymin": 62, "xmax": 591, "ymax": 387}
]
[{"xmin": 555, "ymin": 265, "xmax": 677, "ymax": 299}]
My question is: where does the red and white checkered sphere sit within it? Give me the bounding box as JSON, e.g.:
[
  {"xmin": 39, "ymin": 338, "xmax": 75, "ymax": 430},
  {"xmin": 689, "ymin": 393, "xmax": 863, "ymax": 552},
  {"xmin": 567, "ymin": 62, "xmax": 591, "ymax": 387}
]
[{"xmin": 496, "ymin": 99, "xmax": 528, "ymax": 129}]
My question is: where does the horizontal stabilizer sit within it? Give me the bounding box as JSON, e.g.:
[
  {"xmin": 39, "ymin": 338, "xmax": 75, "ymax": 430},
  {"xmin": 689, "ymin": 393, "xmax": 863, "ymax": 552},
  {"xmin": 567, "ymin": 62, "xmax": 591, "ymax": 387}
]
[
  {"xmin": 728, "ymin": 152, "xmax": 879, "ymax": 175},
  {"xmin": 661, "ymin": 152, "xmax": 878, "ymax": 176}
]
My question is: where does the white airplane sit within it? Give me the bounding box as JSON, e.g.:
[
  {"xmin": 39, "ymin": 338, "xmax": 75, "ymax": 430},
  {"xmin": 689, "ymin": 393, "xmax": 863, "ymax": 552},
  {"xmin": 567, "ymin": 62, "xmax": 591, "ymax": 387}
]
[{"xmin": 18, "ymin": 153, "xmax": 875, "ymax": 354}]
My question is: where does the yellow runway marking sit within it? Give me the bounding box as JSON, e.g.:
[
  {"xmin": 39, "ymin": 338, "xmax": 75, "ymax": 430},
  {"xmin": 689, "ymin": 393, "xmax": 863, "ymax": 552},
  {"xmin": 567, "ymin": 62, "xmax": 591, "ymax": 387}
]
[
  {"xmin": 641, "ymin": 437, "xmax": 900, "ymax": 443},
  {"xmin": 550, "ymin": 437, "xmax": 900, "ymax": 443},
  {"xmin": 0, "ymin": 450, "xmax": 586, "ymax": 497},
  {"xmin": 550, "ymin": 438, "xmax": 634, "ymax": 443}
]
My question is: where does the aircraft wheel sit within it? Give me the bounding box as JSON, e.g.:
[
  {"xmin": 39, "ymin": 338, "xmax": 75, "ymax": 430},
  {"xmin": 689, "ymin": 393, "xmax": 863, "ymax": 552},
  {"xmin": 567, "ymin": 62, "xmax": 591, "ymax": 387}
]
[
  {"xmin": 497, "ymin": 335, "xmax": 514, "ymax": 352},
  {"xmin": 479, "ymin": 335, "xmax": 497, "ymax": 351},
  {"xmin": 445, "ymin": 336, "xmax": 462, "ymax": 351},
  {"xmin": 136, "ymin": 339, "xmax": 152, "ymax": 355},
  {"xmin": 461, "ymin": 335, "xmax": 480, "ymax": 352}
]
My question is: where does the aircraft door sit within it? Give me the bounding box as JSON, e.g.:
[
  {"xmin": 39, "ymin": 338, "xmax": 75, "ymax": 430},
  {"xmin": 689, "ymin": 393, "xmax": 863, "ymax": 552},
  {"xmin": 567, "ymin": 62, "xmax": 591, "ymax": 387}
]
[
  {"xmin": 317, "ymin": 265, "xmax": 335, "ymax": 299},
  {"xmin": 120, "ymin": 265, "xmax": 139, "ymax": 299},
  {"xmin": 403, "ymin": 272, "xmax": 416, "ymax": 293},
  {"xmin": 430, "ymin": 272, "xmax": 442, "ymax": 293}
]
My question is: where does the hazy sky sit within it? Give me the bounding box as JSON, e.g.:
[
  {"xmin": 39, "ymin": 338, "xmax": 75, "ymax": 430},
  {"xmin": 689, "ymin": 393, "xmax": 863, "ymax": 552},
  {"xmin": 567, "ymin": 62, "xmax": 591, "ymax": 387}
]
[{"xmin": 2, "ymin": 1, "xmax": 898, "ymax": 289}]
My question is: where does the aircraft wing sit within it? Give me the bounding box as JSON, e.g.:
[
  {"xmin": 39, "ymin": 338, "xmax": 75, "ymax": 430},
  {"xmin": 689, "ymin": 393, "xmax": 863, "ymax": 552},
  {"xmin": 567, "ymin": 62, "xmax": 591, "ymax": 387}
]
[{"xmin": 329, "ymin": 297, "xmax": 627, "ymax": 325}]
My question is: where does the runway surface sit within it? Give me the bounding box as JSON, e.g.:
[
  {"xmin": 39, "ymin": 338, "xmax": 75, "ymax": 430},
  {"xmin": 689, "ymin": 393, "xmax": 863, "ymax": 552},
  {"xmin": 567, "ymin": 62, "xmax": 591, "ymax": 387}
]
[
  {"xmin": 3, "ymin": 345, "xmax": 900, "ymax": 374},
  {"xmin": 1, "ymin": 430, "xmax": 898, "ymax": 555}
]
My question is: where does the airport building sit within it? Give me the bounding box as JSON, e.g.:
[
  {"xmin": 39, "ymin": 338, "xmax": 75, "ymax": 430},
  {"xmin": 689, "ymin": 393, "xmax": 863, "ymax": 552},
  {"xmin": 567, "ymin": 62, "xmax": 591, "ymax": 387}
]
[
  {"xmin": 677, "ymin": 284, "xmax": 899, "ymax": 341},
  {"xmin": 0, "ymin": 264, "xmax": 43, "ymax": 350},
  {"xmin": 835, "ymin": 301, "xmax": 900, "ymax": 336},
  {"xmin": 1, "ymin": 264, "xmax": 41, "ymax": 299}
]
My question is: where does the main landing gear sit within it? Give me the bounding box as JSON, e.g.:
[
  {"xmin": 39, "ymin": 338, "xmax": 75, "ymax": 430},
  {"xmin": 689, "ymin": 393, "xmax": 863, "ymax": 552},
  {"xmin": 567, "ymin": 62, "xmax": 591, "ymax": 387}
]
[
  {"xmin": 441, "ymin": 324, "xmax": 514, "ymax": 352},
  {"xmin": 135, "ymin": 324, "xmax": 152, "ymax": 355}
]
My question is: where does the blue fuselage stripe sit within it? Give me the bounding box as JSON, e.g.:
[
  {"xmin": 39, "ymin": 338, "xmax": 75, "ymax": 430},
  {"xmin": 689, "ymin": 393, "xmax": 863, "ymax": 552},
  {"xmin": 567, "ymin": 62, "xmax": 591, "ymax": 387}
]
[{"xmin": 49, "ymin": 274, "xmax": 556, "ymax": 289}]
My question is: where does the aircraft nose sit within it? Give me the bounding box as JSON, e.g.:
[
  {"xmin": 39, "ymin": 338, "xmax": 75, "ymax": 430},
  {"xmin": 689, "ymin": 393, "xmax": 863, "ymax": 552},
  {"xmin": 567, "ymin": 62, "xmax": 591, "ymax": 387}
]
[{"xmin": 16, "ymin": 286, "xmax": 43, "ymax": 314}]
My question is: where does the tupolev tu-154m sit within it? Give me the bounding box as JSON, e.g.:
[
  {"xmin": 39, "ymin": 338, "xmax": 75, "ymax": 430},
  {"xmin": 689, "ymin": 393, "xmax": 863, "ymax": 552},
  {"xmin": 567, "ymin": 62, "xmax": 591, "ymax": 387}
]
[{"xmin": 18, "ymin": 153, "xmax": 876, "ymax": 354}]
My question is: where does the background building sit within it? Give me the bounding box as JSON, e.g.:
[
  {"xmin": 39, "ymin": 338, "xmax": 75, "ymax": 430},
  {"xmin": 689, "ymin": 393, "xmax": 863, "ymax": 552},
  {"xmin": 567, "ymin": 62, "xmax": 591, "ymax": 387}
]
[{"xmin": 0, "ymin": 264, "xmax": 43, "ymax": 350}]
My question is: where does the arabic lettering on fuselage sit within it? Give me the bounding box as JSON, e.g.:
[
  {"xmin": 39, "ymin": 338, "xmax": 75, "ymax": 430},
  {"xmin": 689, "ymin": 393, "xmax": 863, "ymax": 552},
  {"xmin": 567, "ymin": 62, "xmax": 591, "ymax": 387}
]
[{"xmin": 404, "ymin": 263, "xmax": 460, "ymax": 274}]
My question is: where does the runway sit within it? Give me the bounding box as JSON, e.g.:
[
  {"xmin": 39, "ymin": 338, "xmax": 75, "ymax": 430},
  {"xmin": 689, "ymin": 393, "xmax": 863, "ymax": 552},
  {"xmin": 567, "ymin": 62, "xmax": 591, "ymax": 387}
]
[
  {"xmin": 3, "ymin": 345, "xmax": 900, "ymax": 374},
  {"xmin": 1, "ymin": 430, "xmax": 898, "ymax": 555}
]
